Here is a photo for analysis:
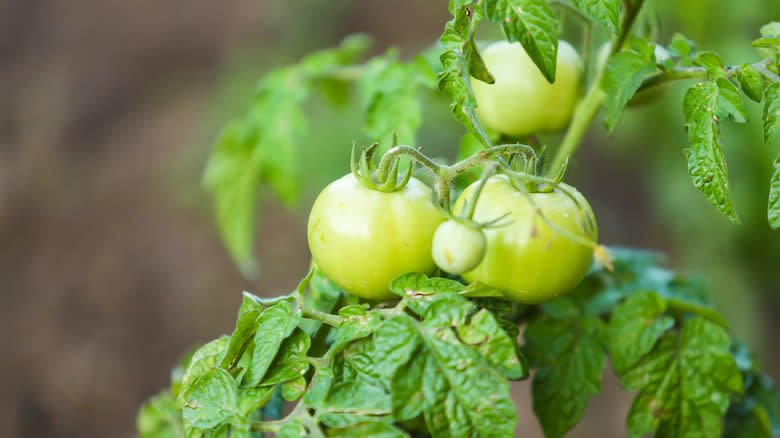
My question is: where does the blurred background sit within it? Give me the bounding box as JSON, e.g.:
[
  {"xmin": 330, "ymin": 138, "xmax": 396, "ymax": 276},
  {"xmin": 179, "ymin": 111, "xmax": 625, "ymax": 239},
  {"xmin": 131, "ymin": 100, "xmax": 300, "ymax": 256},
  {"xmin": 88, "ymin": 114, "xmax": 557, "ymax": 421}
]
[{"xmin": 1, "ymin": 1, "xmax": 778, "ymax": 437}]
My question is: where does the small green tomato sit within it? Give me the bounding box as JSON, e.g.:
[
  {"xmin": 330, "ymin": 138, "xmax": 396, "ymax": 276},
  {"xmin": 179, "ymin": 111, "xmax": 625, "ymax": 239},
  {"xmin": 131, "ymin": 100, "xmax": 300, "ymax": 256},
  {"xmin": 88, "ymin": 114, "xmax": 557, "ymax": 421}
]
[{"xmin": 431, "ymin": 220, "xmax": 487, "ymax": 274}]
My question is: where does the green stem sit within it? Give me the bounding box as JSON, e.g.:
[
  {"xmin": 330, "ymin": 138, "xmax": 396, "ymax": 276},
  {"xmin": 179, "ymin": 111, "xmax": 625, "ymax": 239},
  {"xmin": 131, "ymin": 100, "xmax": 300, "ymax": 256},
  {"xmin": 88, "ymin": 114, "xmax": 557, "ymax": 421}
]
[
  {"xmin": 613, "ymin": 0, "xmax": 646, "ymax": 55},
  {"xmin": 302, "ymin": 307, "xmax": 342, "ymax": 327},
  {"xmin": 547, "ymin": 82, "xmax": 607, "ymax": 178},
  {"xmin": 463, "ymin": 161, "xmax": 498, "ymax": 220},
  {"xmin": 636, "ymin": 66, "xmax": 707, "ymax": 91}
]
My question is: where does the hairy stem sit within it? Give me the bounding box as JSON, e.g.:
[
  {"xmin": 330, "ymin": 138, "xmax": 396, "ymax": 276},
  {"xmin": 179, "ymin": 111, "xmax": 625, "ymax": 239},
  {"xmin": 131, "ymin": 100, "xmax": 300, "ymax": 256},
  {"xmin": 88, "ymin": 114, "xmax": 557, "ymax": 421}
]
[{"xmin": 302, "ymin": 307, "xmax": 342, "ymax": 327}]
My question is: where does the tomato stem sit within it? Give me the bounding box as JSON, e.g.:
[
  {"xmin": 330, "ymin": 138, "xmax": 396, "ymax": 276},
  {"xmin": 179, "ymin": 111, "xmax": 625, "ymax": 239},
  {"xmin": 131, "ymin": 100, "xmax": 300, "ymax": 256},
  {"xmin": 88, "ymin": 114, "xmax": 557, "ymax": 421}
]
[{"xmin": 302, "ymin": 306, "xmax": 342, "ymax": 327}]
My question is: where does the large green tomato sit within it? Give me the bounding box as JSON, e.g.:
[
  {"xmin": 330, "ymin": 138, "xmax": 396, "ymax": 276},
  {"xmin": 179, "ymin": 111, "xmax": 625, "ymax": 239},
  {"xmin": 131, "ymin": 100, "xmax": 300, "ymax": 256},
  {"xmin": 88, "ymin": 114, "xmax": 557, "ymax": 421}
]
[
  {"xmin": 471, "ymin": 40, "xmax": 583, "ymax": 136},
  {"xmin": 307, "ymin": 173, "xmax": 446, "ymax": 300},
  {"xmin": 454, "ymin": 175, "xmax": 597, "ymax": 303}
]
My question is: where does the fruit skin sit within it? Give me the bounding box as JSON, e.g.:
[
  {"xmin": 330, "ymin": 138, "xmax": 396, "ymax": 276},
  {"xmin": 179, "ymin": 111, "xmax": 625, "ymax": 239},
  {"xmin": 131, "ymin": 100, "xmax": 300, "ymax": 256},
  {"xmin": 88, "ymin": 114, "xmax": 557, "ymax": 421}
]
[
  {"xmin": 307, "ymin": 173, "xmax": 446, "ymax": 300},
  {"xmin": 432, "ymin": 220, "xmax": 487, "ymax": 274},
  {"xmin": 471, "ymin": 40, "xmax": 583, "ymax": 136},
  {"xmin": 454, "ymin": 175, "xmax": 597, "ymax": 303}
]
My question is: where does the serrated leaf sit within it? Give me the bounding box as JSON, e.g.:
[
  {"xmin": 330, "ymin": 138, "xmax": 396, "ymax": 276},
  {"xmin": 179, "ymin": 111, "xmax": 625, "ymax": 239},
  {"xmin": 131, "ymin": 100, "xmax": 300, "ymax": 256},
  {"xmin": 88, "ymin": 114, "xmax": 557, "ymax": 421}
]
[
  {"xmin": 667, "ymin": 33, "xmax": 694, "ymax": 59},
  {"xmin": 375, "ymin": 310, "xmax": 517, "ymax": 438},
  {"xmin": 243, "ymin": 301, "xmax": 302, "ymax": 387},
  {"xmin": 761, "ymin": 22, "xmax": 780, "ymax": 38},
  {"xmin": 716, "ymin": 78, "xmax": 747, "ymax": 123},
  {"xmin": 137, "ymin": 390, "xmax": 183, "ymax": 438},
  {"xmin": 683, "ymin": 81, "xmax": 740, "ymax": 223},
  {"xmin": 260, "ymin": 328, "xmax": 311, "ymax": 386},
  {"xmin": 325, "ymin": 378, "xmax": 392, "ymax": 414},
  {"xmin": 237, "ymin": 386, "xmax": 275, "ymax": 416},
  {"xmin": 330, "ymin": 305, "xmax": 382, "ymax": 357},
  {"xmin": 373, "ymin": 316, "xmax": 423, "ymax": 380},
  {"xmin": 358, "ymin": 55, "xmax": 425, "ymax": 147},
  {"xmin": 280, "ymin": 376, "xmax": 307, "ymax": 402},
  {"xmin": 769, "ymin": 154, "xmax": 780, "ymax": 229},
  {"xmin": 437, "ymin": 5, "xmax": 488, "ymax": 144},
  {"xmin": 571, "ymin": 0, "xmax": 620, "ymax": 33},
  {"xmin": 603, "ymin": 44, "xmax": 657, "ymax": 132},
  {"xmin": 204, "ymin": 35, "xmax": 373, "ymax": 276},
  {"xmin": 182, "ymin": 368, "xmax": 240, "ymax": 430},
  {"xmin": 694, "ymin": 51, "xmax": 726, "ymax": 79},
  {"xmin": 389, "ymin": 273, "xmax": 465, "ymax": 314},
  {"xmin": 763, "ymin": 82, "xmax": 780, "ymax": 143},
  {"xmin": 484, "ymin": 0, "xmax": 559, "ymax": 82},
  {"xmin": 390, "ymin": 349, "xmax": 426, "ymax": 421},
  {"xmin": 523, "ymin": 315, "xmax": 606, "ymax": 438},
  {"xmin": 751, "ymin": 37, "xmax": 780, "ymax": 49},
  {"xmin": 619, "ymin": 317, "xmax": 744, "ymax": 438},
  {"xmin": 325, "ymin": 420, "xmax": 408, "ymax": 438},
  {"xmin": 737, "ymin": 64, "xmax": 764, "ymax": 103},
  {"xmin": 606, "ymin": 290, "xmax": 674, "ymax": 374},
  {"xmin": 218, "ymin": 310, "xmax": 260, "ymax": 369},
  {"xmin": 179, "ymin": 336, "xmax": 230, "ymax": 407}
]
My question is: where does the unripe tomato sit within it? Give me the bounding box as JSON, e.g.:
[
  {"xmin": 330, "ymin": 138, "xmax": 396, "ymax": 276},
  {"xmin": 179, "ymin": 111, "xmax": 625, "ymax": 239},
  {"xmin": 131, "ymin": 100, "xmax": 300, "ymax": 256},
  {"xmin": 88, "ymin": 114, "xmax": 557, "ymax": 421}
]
[
  {"xmin": 431, "ymin": 220, "xmax": 487, "ymax": 274},
  {"xmin": 307, "ymin": 173, "xmax": 446, "ymax": 300},
  {"xmin": 454, "ymin": 175, "xmax": 597, "ymax": 303},
  {"xmin": 471, "ymin": 40, "xmax": 583, "ymax": 136}
]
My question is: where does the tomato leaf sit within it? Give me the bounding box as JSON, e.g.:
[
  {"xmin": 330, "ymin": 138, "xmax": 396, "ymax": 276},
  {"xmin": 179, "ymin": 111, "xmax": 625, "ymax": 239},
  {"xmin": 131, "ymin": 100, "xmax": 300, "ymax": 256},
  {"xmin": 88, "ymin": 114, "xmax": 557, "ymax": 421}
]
[
  {"xmin": 724, "ymin": 346, "xmax": 780, "ymax": 438},
  {"xmin": 437, "ymin": 3, "xmax": 490, "ymax": 145},
  {"xmin": 373, "ymin": 294, "xmax": 521, "ymax": 438},
  {"xmin": 237, "ymin": 386, "xmax": 275, "ymax": 416},
  {"xmin": 716, "ymin": 78, "xmax": 748, "ymax": 123},
  {"xmin": 358, "ymin": 53, "xmax": 430, "ymax": 148},
  {"xmin": 178, "ymin": 336, "xmax": 230, "ymax": 408},
  {"xmin": 737, "ymin": 63, "xmax": 764, "ymax": 103},
  {"xmin": 256, "ymin": 328, "xmax": 311, "ymax": 387},
  {"xmin": 218, "ymin": 310, "xmax": 260, "ymax": 370},
  {"xmin": 602, "ymin": 43, "xmax": 657, "ymax": 133},
  {"xmin": 330, "ymin": 305, "xmax": 382, "ymax": 357},
  {"xmin": 324, "ymin": 378, "xmax": 392, "ymax": 414},
  {"xmin": 182, "ymin": 368, "xmax": 241, "ymax": 430},
  {"xmin": 605, "ymin": 290, "xmax": 674, "ymax": 374},
  {"xmin": 204, "ymin": 36, "xmax": 371, "ymax": 277},
  {"xmin": 242, "ymin": 300, "xmax": 302, "ymax": 387},
  {"xmin": 483, "ymin": 0, "xmax": 559, "ymax": 82},
  {"xmin": 571, "ymin": 0, "xmax": 620, "ymax": 34},
  {"xmin": 694, "ymin": 51, "xmax": 727, "ymax": 79},
  {"xmin": 769, "ymin": 154, "xmax": 780, "ymax": 229},
  {"xmin": 763, "ymin": 82, "xmax": 780, "ymax": 144},
  {"xmin": 683, "ymin": 81, "xmax": 740, "ymax": 224},
  {"xmin": 325, "ymin": 420, "xmax": 408, "ymax": 438},
  {"xmin": 523, "ymin": 313, "xmax": 606, "ymax": 438},
  {"xmin": 137, "ymin": 390, "xmax": 183, "ymax": 438},
  {"xmin": 619, "ymin": 317, "xmax": 744, "ymax": 438}
]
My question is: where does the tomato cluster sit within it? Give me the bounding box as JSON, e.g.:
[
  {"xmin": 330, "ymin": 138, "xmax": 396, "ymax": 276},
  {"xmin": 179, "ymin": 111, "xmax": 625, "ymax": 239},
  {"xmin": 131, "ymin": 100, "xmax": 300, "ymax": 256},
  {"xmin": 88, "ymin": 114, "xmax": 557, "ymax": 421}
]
[
  {"xmin": 307, "ymin": 39, "xmax": 598, "ymax": 304},
  {"xmin": 308, "ymin": 173, "xmax": 597, "ymax": 304}
]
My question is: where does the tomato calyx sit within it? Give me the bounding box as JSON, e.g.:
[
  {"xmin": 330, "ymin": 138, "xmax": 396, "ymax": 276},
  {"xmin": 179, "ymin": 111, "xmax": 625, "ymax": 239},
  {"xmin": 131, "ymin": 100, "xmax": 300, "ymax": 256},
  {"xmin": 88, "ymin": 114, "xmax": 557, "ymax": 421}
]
[{"xmin": 350, "ymin": 139, "xmax": 414, "ymax": 193}]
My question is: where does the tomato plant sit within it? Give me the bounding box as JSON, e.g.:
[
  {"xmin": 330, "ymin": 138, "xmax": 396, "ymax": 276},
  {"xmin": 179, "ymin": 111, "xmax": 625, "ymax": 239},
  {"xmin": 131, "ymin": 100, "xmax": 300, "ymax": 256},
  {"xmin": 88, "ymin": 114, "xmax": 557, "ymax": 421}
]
[
  {"xmin": 454, "ymin": 175, "xmax": 597, "ymax": 303},
  {"xmin": 471, "ymin": 40, "xmax": 583, "ymax": 136},
  {"xmin": 139, "ymin": 2, "xmax": 780, "ymax": 438}
]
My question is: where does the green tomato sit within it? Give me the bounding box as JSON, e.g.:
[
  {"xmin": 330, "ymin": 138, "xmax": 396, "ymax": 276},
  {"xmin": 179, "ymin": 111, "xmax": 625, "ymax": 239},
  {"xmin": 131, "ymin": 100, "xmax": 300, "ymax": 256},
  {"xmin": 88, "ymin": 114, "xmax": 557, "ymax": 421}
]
[
  {"xmin": 454, "ymin": 175, "xmax": 597, "ymax": 303},
  {"xmin": 431, "ymin": 220, "xmax": 487, "ymax": 274},
  {"xmin": 471, "ymin": 40, "xmax": 583, "ymax": 136},
  {"xmin": 307, "ymin": 173, "xmax": 446, "ymax": 300}
]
